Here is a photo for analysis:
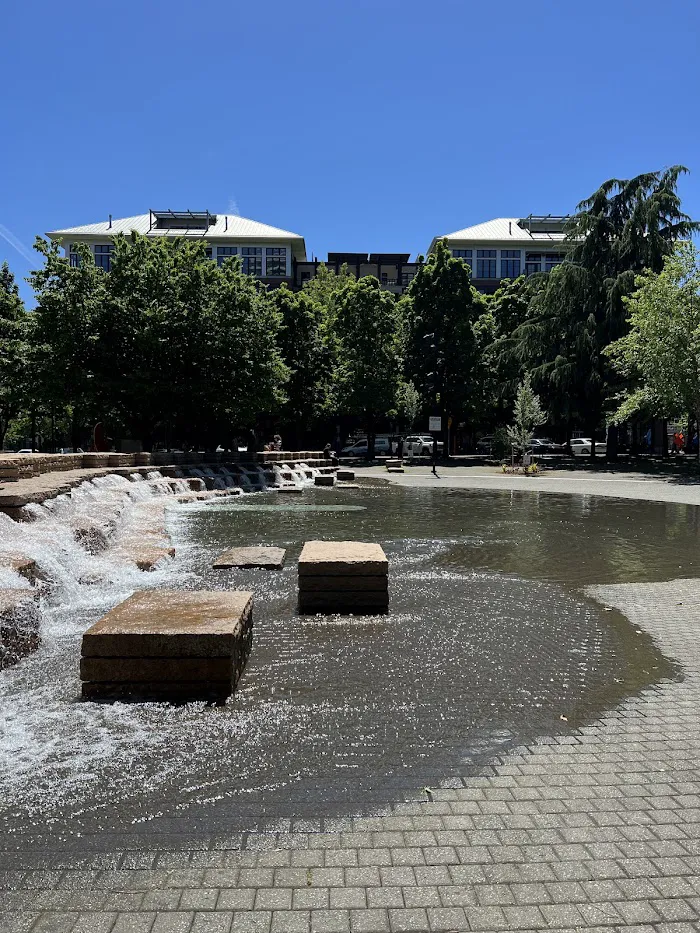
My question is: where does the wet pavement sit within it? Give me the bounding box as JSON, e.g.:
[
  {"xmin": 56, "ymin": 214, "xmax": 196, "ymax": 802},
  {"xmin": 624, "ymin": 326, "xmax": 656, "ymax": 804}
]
[{"xmin": 3, "ymin": 481, "xmax": 700, "ymax": 931}]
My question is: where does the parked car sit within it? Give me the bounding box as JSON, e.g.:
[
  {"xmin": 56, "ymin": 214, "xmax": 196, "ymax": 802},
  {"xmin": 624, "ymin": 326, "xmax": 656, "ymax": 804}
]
[
  {"xmin": 57, "ymin": 447, "xmax": 84, "ymax": 454},
  {"xmin": 404, "ymin": 435, "xmax": 445, "ymax": 455},
  {"xmin": 17, "ymin": 448, "xmax": 38, "ymax": 454},
  {"xmin": 340, "ymin": 437, "xmax": 392, "ymax": 457},
  {"xmin": 528, "ymin": 438, "xmax": 565, "ymax": 454},
  {"xmin": 570, "ymin": 437, "xmax": 607, "ymax": 457}
]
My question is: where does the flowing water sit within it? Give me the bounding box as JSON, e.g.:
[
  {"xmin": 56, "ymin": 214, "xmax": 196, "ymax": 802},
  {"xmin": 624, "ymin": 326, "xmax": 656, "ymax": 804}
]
[{"xmin": 1, "ymin": 479, "xmax": 698, "ymax": 853}]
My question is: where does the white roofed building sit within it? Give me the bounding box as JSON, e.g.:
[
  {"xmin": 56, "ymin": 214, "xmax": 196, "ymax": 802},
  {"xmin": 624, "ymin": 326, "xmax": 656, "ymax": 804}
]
[
  {"xmin": 47, "ymin": 210, "xmax": 307, "ymax": 287},
  {"xmin": 429, "ymin": 215, "xmax": 571, "ymax": 293}
]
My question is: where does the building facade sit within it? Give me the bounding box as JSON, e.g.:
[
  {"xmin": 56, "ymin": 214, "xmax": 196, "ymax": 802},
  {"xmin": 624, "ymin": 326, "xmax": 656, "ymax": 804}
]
[
  {"xmin": 47, "ymin": 211, "xmax": 570, "ymax": 295},
  {"xmin": 431, "ymin": 215, "xmax": 569, "ymax": 294},
  {"xmin": 47, "ymin": 210, "xmax": 307, "ymax": 288},
  {"xmin": 294, "ymin": 253, "xmax": 422, "ymax": 294}
]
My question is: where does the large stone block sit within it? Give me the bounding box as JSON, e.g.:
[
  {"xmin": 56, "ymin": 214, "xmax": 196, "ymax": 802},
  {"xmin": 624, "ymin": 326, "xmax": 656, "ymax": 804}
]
[
  {"xmin": 81, "ymin": 680, "xmax": 234, "ymax": 702},
  {"xmin": 298, "ymin": 591, "xmax": 389, "ymax": 612},
  {"xmin": 213, "ymin": 546, "xmax": 286, "ymax": 569},
  {"xmin": 314, "ymin": 474, "xmax": 335, "ymax": 486},
  {"xmin": 81, "ymin": 590, "xmax": 252, "ymax": 658},
  {"xmin": 299, "ymin": 575, "xmax": 388, "ymax": 592},
  {"xmin": 80, "ymin": 656, "xmax": 233, "ymax": 682},
  {"xmin": 298, "ymin": 541, "xmax": 388, "ymax": 577},
  {"xmin": 336, "ymin": 469, "xmax": 355, "ymax": 481}
]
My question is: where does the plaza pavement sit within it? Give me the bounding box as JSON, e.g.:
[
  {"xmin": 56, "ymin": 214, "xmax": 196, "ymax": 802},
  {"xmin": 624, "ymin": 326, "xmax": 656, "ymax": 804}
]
[{"xmin": 5, "ymin": 467, "xmax": 700, "ymax": 933}]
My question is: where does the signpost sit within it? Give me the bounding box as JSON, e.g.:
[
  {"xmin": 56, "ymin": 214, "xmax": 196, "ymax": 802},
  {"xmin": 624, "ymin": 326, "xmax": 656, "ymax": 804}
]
[{"xmin": 428, "ymin": 416, "xmax": 441, "ymax": 475}]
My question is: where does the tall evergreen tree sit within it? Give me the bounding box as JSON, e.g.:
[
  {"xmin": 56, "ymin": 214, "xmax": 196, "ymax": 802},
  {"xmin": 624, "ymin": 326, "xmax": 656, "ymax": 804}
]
[
  {"xmin": 274, "ymin": 285, "xmax": 331, "ymax": 445},
  {"xmin": 507, "ymin": 167, "xmax": 698, "ymax": 456},
  {"xmin": 404, "ymin": 239, "xmax": 484, "ymax": 450},
  {"xmin": 332, "ymin": 277, "xmax": 402, "ymax": 459}
]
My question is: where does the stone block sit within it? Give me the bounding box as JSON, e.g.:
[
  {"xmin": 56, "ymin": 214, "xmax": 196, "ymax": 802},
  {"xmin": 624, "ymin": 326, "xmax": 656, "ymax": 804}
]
[
  {"xmin": 213, "ymin": 546, "xmax": 286, "ymax": 569},
  {"xmin": 277, "ymin": 485, "xmax": 304, "ymax": 494},
  {"xmin": 336, "ymin": 470, "xmax": 355, "ymax": 481},
  {"xmin": 72, "ymin": 520, "xmax": 111, "ymax": 553},
  {"xmin": 385, "ymin": 459, "xmax": 403, "ymax": 467},
  {"xmin": 298, "ymin": 591, "xmax": 389, "ymax": 612},
  {"xmin": 387, "ymin": 466, "xmax": 405, "ymax": 473},
  {"xmin": 299, "ymin": 575, "xmax": 388, "ymax": 592},
  {"xmin": 81, "ymin": 590, "xmax": 253, "ymax": 658},
  {"xmin": 314, "ymin": 475, "xmax": 335, "ymax": 486},
  {"xmin": 0, "ymin": 554, "xmax": 38, "ymax": 584},
  {"xmin": 298, "ymin": 541, "xmax": 388, "ymax": 577},
  {"xmin": 81, "ymin": 680, "xmax": 234, "ymax": 702},
  {"xmin": 0, "ymin": 588, "xmax": 41, "ymax": 669},
  {"xmin": 80, "ymin": 656, "xmax": 233, "ymax": 682},
  {"xmin": 121, "ymin": 546, "xmax": 175, "ymax": 571}
]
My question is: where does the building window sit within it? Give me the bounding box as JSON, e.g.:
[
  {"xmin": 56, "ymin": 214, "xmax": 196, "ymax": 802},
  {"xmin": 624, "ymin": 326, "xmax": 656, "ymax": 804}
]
[
  {"xmin": 545, "ymin": 253, "xmax": 565, "ymax": 272},
  {"xmin": 525, "ymin": 253, "xmax": 542, "ymax": 276},
  {"xmin": 94, "ymin": 244, "xmax": 112, "ymax": 272},
  {"xmin": 205, "ymin": 247, "xmax": 213, "ymax": 260},
  {"xmin": 241, "ymin": 246, "xmax": 262, "ymax": 276},
  {"xmin": 217, "ymin": 246, "xmax": 237, "ymax": 266},
  {"xmin": 265, "ymin": 247, "xmax": 287, "ymax": 277},
  {"xmin": 380, "ymin": 272, "xmax": 388, "ymax": 285},
  {"xmin": 400, "ymin": 271, "xmax": 415, "ymax": 287},
  {"xmin": 500, "ymin": 249, "xmax": 521, "ymax": 279},
  {"xmin": 69, "ymin": 244, "xmax": 80, "ymax": 267},
  {"xmin": 452, "ymin": 249, "xmax": 473, "ymax": 269},
  {"xmin": 476, "ymin": 249, "xmax": 497, "ymax": 278},
  {"xmin": 301, "ymin": 270, "xmax": 311, "ymax": 283}
]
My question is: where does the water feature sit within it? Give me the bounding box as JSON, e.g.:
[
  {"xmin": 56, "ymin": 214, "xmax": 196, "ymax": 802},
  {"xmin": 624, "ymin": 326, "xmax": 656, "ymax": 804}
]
[{"xmin": 1, "ymin": 480, "xmax": 697, "ymax": 853}]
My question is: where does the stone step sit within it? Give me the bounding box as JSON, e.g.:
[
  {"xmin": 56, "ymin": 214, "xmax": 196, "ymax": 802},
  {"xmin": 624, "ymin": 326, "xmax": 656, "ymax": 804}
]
[
  {"xmin": 213, "ymin": 547, "xmax": 286, "ymax": 570},
  {"xmin": 336, "ymin": 469, "xmax": 355, "ymax": 481},
  {"xmin": 298, "ymin": 591, "xmax": 389, "ymax": 612},
  {"xmin": 116, "ymin": 545, "xmax": 175, "ymax": 572},
  {"xmin": 277, "ymin": 486, "xmax": 304, "ymax": 494},
  {"xmin": 0, "ymin": 554, "xmax": 38, "ymax": 584},
  {"xmin": 81, "ymin": 590, "xmax": 254, "ymax": 702},
  {"xmin": 80, "ymin": 656, "xmax": 233, "ymax": 682},
  {"xmin": 299, "ymin": 575, "xmax": 388, "ymax": 592},
  {"xmin": 314, "ymin": 475, "xmax": 335, "ymax": 486},
  {"xmin": 0, "ymin": 588, "xmax": 41, "ymax": 669},
  {"xmin": 298, "ymin": 540, "xmax": 388, "ymax": 577}
]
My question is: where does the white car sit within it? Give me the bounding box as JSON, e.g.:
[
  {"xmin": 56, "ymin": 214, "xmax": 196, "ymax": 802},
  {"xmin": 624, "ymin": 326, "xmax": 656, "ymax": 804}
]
[
  {"xmin": 340, "ymin": 437, "xmax": 391, "ymax": 456},
  {"xmin": 570, "ymin": 437, "xmax": 607, "ymax": 457},
  {"xmin": 403, "ymin": 435, "xmax": 445, "ymax": 455}
]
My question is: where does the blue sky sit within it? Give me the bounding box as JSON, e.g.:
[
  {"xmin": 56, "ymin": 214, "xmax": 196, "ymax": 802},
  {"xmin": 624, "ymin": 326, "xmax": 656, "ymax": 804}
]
[{"xmin": 2, "ymin": 0, "xmax": 699, "ymax": 305}]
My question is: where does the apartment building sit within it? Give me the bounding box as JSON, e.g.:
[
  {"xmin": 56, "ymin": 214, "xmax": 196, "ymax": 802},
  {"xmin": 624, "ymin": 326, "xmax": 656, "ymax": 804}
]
[
  {"xmin": 47, "ymin": 210, "xmax": 570, "ymax": 295},
  {"xmin": 294, "ymin": 252, "xmax": 421, "ymax": 294},
  {"xmin": 47, "ymin": 210, "xmax": 307, "ymax": 287},
  {"xmin": 431, "ymin": 215, "xmax": 570, "ymax": 293}
]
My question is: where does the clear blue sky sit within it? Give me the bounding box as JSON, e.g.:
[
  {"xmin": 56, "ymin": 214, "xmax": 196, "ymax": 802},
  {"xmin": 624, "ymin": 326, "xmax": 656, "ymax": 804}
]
[{"xmin": 2, "ymin": 0, "xmax": 699, "ymax": 305}]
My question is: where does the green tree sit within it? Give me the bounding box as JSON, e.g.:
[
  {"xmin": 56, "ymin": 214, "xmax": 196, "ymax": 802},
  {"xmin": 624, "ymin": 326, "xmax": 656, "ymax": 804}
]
[
  {"xmin": 274, "ymin": 285, "xmax": 331, "ymax": 443},
  {"xmin": 30, "ymin": 239, "xmax": 107, "ymax": 448},
  {"xmin": 509, "ymin": 167, "xmax": 698, "ymax": 458},
  {"xmin": 404, "ymin": 239, "xmax": 484, "ymax": 450},
  {"xmin": 0, "ymin": 262, "xmax": 31, "ymax": 450},
  {"xmin": 332, "ymin": 277, "xmax": 402, "ymax": 459},
  {"xmin": 605, "ymin": 243, "xmax": 700, "ymax": 460},
  {"xmin": 507, "ymin": 374, "xmax": 547, "ymax": 457},
  {"xmin": 396, "ymin": 381, "xmax": 420, "ymax": 430}
]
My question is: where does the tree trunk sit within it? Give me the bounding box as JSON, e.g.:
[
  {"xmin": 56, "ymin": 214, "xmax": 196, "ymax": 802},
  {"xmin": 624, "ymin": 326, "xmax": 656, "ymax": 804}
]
[
  {"xmin": 686, "ymin": 416, "xmax": 695, "ymax": 455},
  {"xmin": 661, "ymin": 419, "xmax": 669, "ymax": 459},
  {"xmin": 606, "ymin": 424, "xmax": 618, "ymax": 462}
]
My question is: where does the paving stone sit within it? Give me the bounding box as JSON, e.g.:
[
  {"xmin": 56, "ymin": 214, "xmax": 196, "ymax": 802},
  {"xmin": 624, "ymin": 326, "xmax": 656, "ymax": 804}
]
[
  {"xmin": 212, "ymin": 547, "xmax": 286, "ymax": 570},
  {"xmin": 387, "ymin": 907, "xmax": 428, "ymax": 931}
]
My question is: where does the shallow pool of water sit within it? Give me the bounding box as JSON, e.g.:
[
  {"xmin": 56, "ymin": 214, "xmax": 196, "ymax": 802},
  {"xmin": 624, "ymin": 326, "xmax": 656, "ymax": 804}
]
[{"xmin": 2, "ymin": 481, "xmax": 695, "ymax": 851}]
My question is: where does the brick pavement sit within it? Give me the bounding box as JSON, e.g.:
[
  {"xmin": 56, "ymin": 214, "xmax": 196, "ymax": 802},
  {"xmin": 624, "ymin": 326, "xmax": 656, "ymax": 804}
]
[
  {"xmin": 5, "ymin": 464, "xmax": 700, "ymax": 933},
  {"xmin": 2, "ymin": 575, "xmax": 700, "ymax": 931}
]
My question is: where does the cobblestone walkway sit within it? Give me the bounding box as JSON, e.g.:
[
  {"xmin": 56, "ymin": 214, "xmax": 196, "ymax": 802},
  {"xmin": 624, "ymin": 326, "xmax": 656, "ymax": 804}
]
[{"xmin": 3, "ymin": 576, "xmax": 700, "ymax": 931}]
